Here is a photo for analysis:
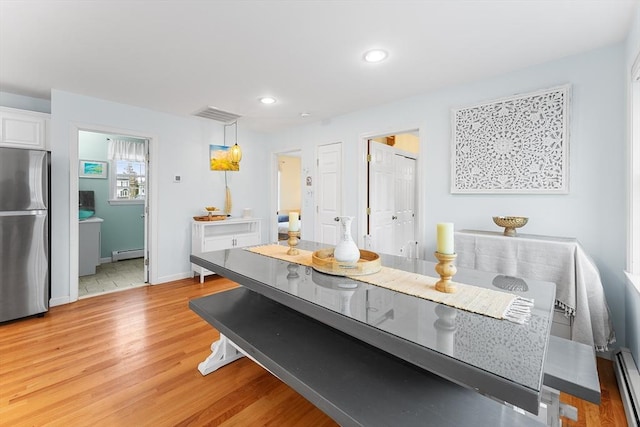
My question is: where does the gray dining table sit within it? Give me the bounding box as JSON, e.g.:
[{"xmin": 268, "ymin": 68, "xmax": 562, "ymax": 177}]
[{"xmin": 190, "ymin": 240, "xmax": 557, "ymax": 426}]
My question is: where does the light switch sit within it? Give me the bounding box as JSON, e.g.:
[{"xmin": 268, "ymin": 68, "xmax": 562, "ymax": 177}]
[{"xmin": 173, "ymin": 175, "xmax": 181, "ymax": 183}]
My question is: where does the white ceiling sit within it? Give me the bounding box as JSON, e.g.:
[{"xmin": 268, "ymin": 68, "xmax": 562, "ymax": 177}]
[{"xmin": 0, "ymin": 0, "xmax": 637, "ymax": 133}]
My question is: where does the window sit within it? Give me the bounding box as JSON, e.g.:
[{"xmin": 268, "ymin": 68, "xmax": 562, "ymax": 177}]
[
  {"xmin": 629, "ymin": 53, "xmax": 640, "ymax": 277},
  {"xmin": 113, "ymin": 160, "xmax": 146, "ymax": 200},
  {"xmin": 108, "ymin": 138, "xmax": 146, "ymax": 205}
]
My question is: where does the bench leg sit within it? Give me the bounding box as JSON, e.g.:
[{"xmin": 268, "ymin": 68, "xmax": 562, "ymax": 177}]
[
  {"xmin": 541, "ymin": 386, "xmax": 578, "ymax": 427},
  {"xmin": 198, "ymin": 334, "xmax": 245, "ymax": 375}
]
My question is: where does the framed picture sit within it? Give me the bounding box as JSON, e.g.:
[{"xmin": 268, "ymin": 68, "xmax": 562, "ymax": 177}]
[
  {"xmin": 209, "ymin": 144, "xmax": 239, "ymax": 171},
  {"xmin": 451, "ymin": 85, "xmax": 570, "ymax": 194},
  {"xmin": 79, "ymin": 160, "xmax": 108, "ymax": 179}
]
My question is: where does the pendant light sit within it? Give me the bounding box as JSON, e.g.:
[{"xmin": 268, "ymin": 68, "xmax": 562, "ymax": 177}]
[
  {"xmin": 231, "ymin": 121, "xmax": 242, "ymax": 165},
  {"xmin": 230, "ymin": 143, "xmax": 242, "ymax": 165},
  {"xmin": 224, "ymin": 121, "xmax": 242, "ymax": 166}
]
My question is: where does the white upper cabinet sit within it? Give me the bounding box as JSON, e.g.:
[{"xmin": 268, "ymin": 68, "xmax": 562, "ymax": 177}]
[{"xmin": 0, "ymin": 107, "xmax": 50, "ymax": 150}]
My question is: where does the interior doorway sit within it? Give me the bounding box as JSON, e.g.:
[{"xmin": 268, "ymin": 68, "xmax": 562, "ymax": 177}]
[
  {"xmin": 364, "ymin": 132, "xmax": 419, "ymax": 256},
  {"xmin": 273, "ymin": 150, "xmax": 302, "ymax": 242},
  {"xmin": 71, "ymin": 127, "xmax": 152, "ymax": 300}
]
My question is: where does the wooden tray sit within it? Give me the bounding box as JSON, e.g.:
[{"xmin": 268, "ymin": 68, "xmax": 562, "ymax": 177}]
[
  {"xmin": 193, "ymin": 215, "xmax": 227, "ymax": 222},
  {"xmin": 312, "ymin": 248, "xmax": 381, "ymax": 276}
]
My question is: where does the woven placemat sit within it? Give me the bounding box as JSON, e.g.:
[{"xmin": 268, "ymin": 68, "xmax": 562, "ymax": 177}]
[{"xmin": 247, "ymin": 245, "xmax": 533, "ymax": 324}]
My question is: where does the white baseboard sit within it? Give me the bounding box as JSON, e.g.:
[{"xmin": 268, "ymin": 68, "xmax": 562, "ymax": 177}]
[
  {"xmin": 49, "ymin": 296, "xmax": 70, "ymax": 307},
  {"xmin": 111, "ymin": 249, "xmax": 144, "ymax": 262},
  {"xmin": 153, "ymin": 271, "xmax": 193, "ymax": 285},
  {"xmin": 614, "ymin": 348, "xmax": 639, "ymax": 427}
]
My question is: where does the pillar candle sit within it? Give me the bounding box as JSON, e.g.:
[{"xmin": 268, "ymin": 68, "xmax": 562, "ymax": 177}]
[
  {"xmin": 289, "ymin": 212, "xmax": 300, "ymax": 232},
  {"xmin": 436, "ymin": 223, "xmax": 454, "ymax": 254}
]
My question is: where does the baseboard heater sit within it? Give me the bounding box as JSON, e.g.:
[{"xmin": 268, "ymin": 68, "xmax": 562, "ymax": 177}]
[
  {"xmin": 614, "ymin": 348, "xmax": 640, "ymax": 427},
  {"xmin": 111, "ymin": 249, "xmax": 144, "ymax": 262}
]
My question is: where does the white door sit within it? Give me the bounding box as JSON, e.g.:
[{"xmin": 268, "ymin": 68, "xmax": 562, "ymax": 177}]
[
  {"xmin": 394, "ymin": 155, "xmax": 416, "ymax": 257},
  {"xmin": 367, "ymin": 140, "xmax": 395, "ymax": 254},
  {"xmin": 368, "ymin": 140, "xmax": 417, "ymax": 256},
  {"xmin": 315, "ymin": 143, "xmax": 342, "ymax": 244}
]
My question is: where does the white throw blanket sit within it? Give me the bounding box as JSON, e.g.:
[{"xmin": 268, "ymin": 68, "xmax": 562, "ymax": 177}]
[{"xmin": 455, "ymin": 230, "xmax": 615, "ymax": 351}]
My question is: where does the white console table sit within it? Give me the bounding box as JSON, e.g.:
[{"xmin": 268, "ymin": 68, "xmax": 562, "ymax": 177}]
[
  {"xmin": 455, "ymin": 230, "xmax": 615, "ymax": 351},
  {"xmin": 191, "ymin": 218, "xmax": 261, "ymax": 283}
]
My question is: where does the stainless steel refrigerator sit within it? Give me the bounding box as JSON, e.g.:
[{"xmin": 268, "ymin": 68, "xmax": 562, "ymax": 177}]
[{"xmin": 0, "ymin": 147, "xmax": 50, "ymax": 322}]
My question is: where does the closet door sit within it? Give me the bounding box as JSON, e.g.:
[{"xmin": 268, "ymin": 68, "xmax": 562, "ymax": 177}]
[
  {"xmin": 367, "ymin": 140, "xmax": 395, "ymax": 254},
  {"xmin": 394, "ymin": 155, "xmax": 416, "ymax": 257},
  {"xmin": 315, "ymin": 143, "xmax": 343, "ymax": 245}
]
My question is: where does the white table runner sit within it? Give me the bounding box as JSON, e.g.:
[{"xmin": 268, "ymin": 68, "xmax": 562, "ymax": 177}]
[{"xmin": 247, "ymin": 244, "xmax": 533, "ymax": 324}]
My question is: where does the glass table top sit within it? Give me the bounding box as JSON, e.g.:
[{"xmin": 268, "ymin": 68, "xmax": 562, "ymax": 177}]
[{"xmin": 191, "ymin": 240, "xmax": 556, "ymax": 412}]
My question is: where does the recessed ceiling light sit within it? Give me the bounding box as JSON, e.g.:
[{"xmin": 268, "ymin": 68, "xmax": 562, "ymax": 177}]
[
  {"xmin": 300, "ymin": 112, "xmax": 311, "ymax": 118},
  {"xmin": 363, "ymin": 49, "xmax": 388, "ymax": 63},
  {"xmin": 259, "ymin": 96, "xmax": 277, "ymax": 105}
]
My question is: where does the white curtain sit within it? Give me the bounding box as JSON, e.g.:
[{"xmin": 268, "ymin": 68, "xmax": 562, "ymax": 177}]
[{"xmin": 108, "ymin": 139, "xmax": 145, "ymax": 161}]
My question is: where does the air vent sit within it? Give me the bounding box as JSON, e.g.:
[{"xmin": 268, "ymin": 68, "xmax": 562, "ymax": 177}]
[{"xmin": 194, "ymin": 107, "xmax": 241, "ymax": 123}]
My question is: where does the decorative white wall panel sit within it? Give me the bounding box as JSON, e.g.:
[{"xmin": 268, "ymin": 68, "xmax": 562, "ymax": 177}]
[{"xmin": 452, "ymin": 85, "xmax": 570, "ymax": 194}]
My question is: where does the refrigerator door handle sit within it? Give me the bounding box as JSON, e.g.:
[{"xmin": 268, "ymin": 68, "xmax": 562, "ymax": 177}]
[{"xmin": 0, "ymin": 210, "xmax": 48, "ymax": 216}]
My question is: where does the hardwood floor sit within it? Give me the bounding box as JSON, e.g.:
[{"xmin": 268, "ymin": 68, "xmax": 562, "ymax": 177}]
[
  {"xmin": 0, "ymin": 276, "xmax": 627, "ymax": 426},
  {"xmin": 560, "ymin": 357, "xmax": 628, "ymax": 427}
]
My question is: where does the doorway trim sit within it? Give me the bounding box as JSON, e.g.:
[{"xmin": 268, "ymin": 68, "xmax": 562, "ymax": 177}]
[
  {"xmin": 357, "ymin": 127, "xmax": 423, "ymax": 250},
  {"xmin": 69, "ymin": 123, "xmax": 157, "ymax": 302},
  {"xmin": 270, "ymin": 148, "xmax": 303, "ymax": 243}
]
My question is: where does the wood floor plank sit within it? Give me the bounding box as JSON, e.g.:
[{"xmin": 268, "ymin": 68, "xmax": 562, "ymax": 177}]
[{"xmin": 0, "ymin": 275, "xmax": 627, "ymax": 426}]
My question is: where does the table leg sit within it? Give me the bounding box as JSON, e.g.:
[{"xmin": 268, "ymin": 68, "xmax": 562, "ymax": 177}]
[
  {"xmin": 541, "ymin": 386, "xmax": 578, "ymax": 427},
  {"xmin": 198, "ymin": 334, "xmax": 245, "ymax": 375}
]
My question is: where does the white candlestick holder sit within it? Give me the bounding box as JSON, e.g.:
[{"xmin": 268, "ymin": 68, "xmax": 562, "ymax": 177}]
[{"xmin": 287, "ymin": 231, "xmax": 300, "ymax": 255}]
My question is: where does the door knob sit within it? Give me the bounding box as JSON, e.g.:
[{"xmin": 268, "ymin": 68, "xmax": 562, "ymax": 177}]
[{"xmin": 334, "ymin": 217, "xmax": 340, "ymax": 221}]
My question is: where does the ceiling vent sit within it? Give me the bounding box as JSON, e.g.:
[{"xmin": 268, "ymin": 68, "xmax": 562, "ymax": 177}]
[{"xmin": 194, "ymin": 107, "xmax": 241, "ymax": 123}]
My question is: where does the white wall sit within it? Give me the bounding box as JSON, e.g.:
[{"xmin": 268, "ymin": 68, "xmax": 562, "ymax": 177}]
[
  {"xmin": 625, "ymin": 5, "xmax": 640, "ymax": 362},
  {"xmin": 49, "ymin": 90, "xmax": 269, "ymax": 304},
  {"xmin": 266, "ymin": 44, "xmax": 628, "ymax": 348}
]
